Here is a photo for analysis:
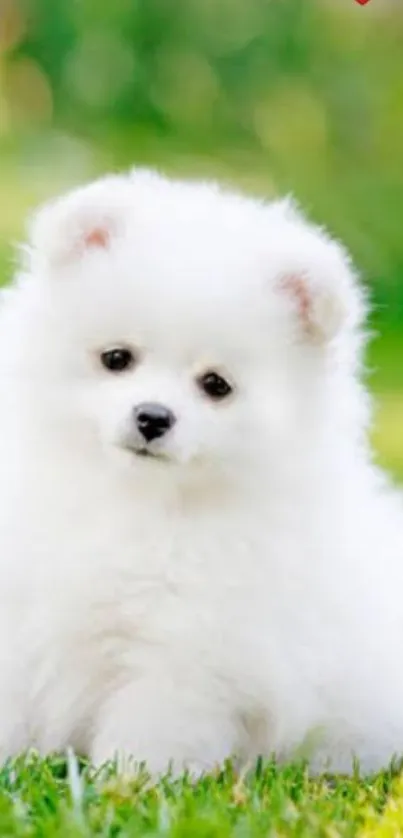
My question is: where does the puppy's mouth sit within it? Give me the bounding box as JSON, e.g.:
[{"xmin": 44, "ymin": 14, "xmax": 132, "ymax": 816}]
[
  {"xmin": 134, "ymin": 446, "xmax": 170, "ymax": 462},
  {"xmin": 136, "ymin": 448, "xmax": 154, "ymax": 458}
]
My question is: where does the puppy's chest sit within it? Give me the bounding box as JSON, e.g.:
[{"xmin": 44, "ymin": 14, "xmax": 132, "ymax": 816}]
[{"xmin": 42, "ymin": 506, "xmax": 264, "ymax": 651}]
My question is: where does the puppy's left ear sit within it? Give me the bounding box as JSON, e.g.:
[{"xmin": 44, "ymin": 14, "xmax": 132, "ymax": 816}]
[
  {"xmin": 27, "ymin": 175, "xmax": 133, "ymax": 272},
  {"xmin": 275, "ymin": 207, "xmax": 366, "ymax": 343}
]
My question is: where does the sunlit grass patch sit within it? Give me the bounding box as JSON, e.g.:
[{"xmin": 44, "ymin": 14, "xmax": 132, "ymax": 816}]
[{"xmin": 0, "ymin": 753, "xmax": 400, "ymax": 837}]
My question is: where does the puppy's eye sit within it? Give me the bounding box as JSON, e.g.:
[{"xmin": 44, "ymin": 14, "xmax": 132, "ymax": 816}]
[
  {"xmin": 100, "ymin": 347, "xmax": 134, "ymax": 372},
  {"xmin": 197, "ymin": 371, "xmax": 233, "ymax": 400}
]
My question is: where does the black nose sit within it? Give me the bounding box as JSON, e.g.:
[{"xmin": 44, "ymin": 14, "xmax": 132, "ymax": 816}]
[{"xmin": 134, "ymin": 402, "xmax": 176, "ymax": 443}]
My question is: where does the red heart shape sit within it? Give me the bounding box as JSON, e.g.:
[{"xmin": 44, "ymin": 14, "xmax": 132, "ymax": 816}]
[{"xmin": 355, "ymin": 0, "xmax": 371, "ymax": 4}]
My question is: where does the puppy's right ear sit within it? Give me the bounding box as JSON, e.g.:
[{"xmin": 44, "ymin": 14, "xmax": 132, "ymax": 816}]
[{"xmin": 27, "ymin": 175, "xmax": 132, "ymax": 272}]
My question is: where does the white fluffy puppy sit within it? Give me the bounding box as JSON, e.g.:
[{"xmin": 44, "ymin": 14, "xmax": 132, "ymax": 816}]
[{"xmin": 0, "ymin": 168, "xmax": 402, "ymax": 777}]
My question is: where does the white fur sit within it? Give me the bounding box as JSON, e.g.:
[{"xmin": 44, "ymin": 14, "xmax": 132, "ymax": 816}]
[{"xmin": 0, "ymin": 168, "xmax": 402, "ymax": 777}]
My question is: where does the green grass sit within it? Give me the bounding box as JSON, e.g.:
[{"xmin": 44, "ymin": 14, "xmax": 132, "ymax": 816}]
[{"xmin": 0, "ymin": 752, "xmax": 402, "ymax": 838}]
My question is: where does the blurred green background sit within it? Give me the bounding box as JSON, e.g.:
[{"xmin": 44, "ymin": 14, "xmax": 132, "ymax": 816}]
[{"xmin": 0, "ymin": 0, "xmax": 402, "ymax": 476}]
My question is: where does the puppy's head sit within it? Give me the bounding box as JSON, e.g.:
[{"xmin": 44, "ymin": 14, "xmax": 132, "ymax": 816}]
[{"xmin": 6, "ymin": 170, "xmax": 366, "ymax": 494}]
